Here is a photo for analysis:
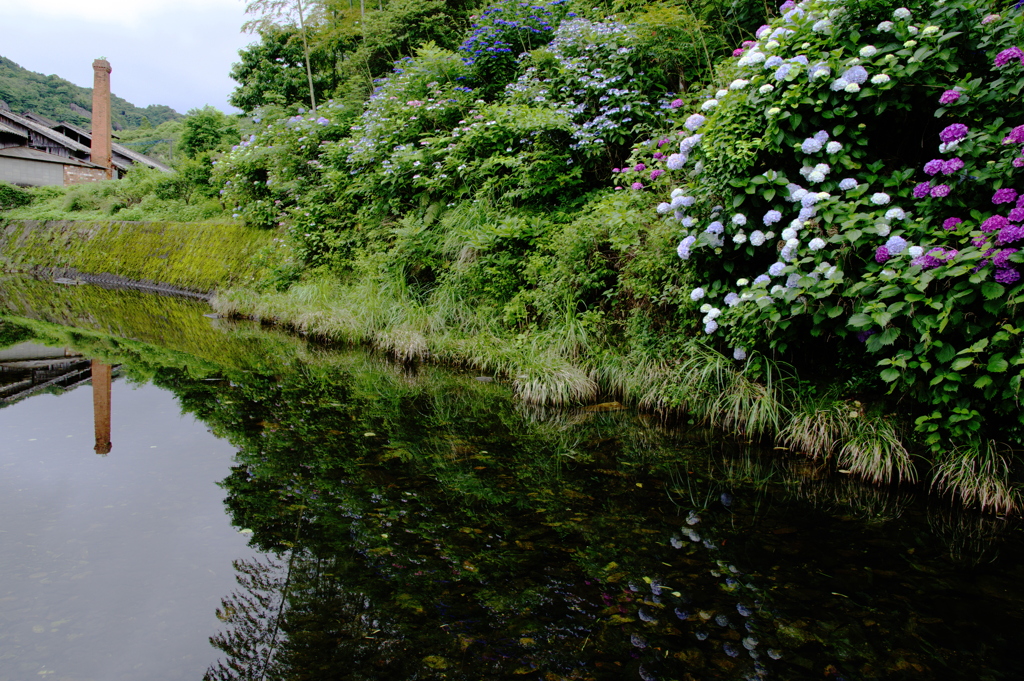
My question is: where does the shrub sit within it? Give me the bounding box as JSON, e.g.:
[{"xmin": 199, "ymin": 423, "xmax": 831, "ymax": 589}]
[{"xmin": 641, "ymin": 0, "xmax": 1024, "ymax": 455}]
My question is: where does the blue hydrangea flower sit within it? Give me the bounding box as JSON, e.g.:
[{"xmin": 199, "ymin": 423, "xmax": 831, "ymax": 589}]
[
  {"xmin": 763, "ymin": 210, "xmax": 782, "ymax": 226},
  {"xmin": 843, "ymin": 66, "xmax": 869, "ymax": 84},
  {"xmin": 838, "ymin": 178, "xmax": 858, "ymax": 191},
  {"xmin": 690, "ymin": 287, "xmax": 706, "ymax": 301},
  {"xmin": 885, "ymin": 235, "xmax": 908, "ymax": 254},
  {"xmin": 769, "ymin": 262, "xmax": 786, "ymax": 276}
]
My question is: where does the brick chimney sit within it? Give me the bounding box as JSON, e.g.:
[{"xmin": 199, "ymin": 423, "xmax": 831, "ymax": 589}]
[{"xmin": 90, "ymin": 59, "xmax": 113, "ymax": 179}]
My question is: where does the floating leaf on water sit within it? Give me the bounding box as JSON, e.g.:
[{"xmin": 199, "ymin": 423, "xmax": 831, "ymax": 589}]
[
  {"xmin": 767, "ymin": 649, "xmax": 783, "ymax": 660},
  {"xmin": 720, "ymin": 492, "xmax": 733, "ymax": 507},
  {"xmin": 638, "ymin": 608, "xmax": 658, "ymax": 623},
  {"xmin": 687, "ymin": 529, "xmax": 701, "ymax": 542},
  {"xmin": 238, "ymin": 528, "xmax": 253, "ymax": 535},
  {"xmin": 737, "ymin": 603, "xmax": 753, "ymax": 617},
  {"xmin": 748, "ymin": 649, "xmax": 760, "ymax": 660},
  {"xmin": 723, "ymin": 642, "xmax": 740, "ymax": 657},
  {"xmin": 670, "ymin": 535, "xmax": 684, "ymax": 549},
  {"xmin": 715, "ymin": 614, "xmax": 730, "ymax": 627},
  {"xmin": 675, "ymin": 608, "xmax": 690, "ymax": 620},
  {"xmin": 631, "ymin": 633, "xmax": 648, "ymax": 649},
  {"xmin": 686, "ymin": 511, "xmax": 701, "ymax": 525},
  {"xmin": 423, "ymin": 656, "xmax": 449, "ymax": 669},
  {"xmin": 695, "ymin": 629, "xmax": 709, "ymax": 641},
  {"xmin": 639, "ymin": 664, "xmax": 657, "ymax": 681},
  {"xmin": 364, "ymin": 432, "xmax": 376, "ymax": 437},
  {"xmin": 742, "ymin": 636, "xmax": 759, "ymax": 650}
]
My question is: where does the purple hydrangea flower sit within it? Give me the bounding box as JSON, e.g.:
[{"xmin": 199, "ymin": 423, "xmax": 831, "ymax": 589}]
[
  {"xmin": 998, "ymin": 225, "xmax": 1024, "ymax": 245},
  {"xmin": 650, "ymin": 169, "xmax": 664, "ymax": 180},
  {"xmin": 913, "ymin": 182, "xmax": 931, "ymax": 198},
  {"xmin": 993, "ymin": 188, "xmax": 1019, "ymax": 204},
  {"xmin": 631, "ymin": 182, "xmax": 644, "ymax": 190},
  {"xmin": 924, "ymin": 159, "xmax": 944, "ymax": 175},
  {"xmin": 994, "ymin": 46, "xmax": 1024, "ymax": 67},
  {"xmin": 943, "ymin": 158, "xmax": 965, "ymax": 174},
  {"xmin": 1014, "ymin": 157, "xmax": 1024, "ymax": 168},
  {"xmin": 1003, "ymin": 125, "xmax": 1024, "ymax": 144},
  {"xmin": 842, "ymin": 65, "xmax": 869, "ymax": 84},
  {"xmin": 931, "ymin": 184, "xmax": 951, "ymax": 198},
  {"xmin": 995, "ymin": 267, "xmax": 1021, "ymax": 284},
  {"xmin": 940, "ymin": 124, "xmax": 969, "ymax": 143},
  {"xmin": 1010, "ymin": 207, "xmax": 1024, "ymax": 222},
  {"xmin": 982, "ymin": 215, "xmax": 1009, "ymax": 232},
  {"xmin": 994, "ymin": 248, "xmax": 1019, "ymax": 266},
  {"xmin": 670, "ymin": 99, "xmax": 684, "ymax": 109},
  {"xmin": 943, "ymin": 217, "xmax": 963, "ymax": 230},
  {"xmin": 634, "ymin": 163, "xmax": 646, "ymax": 172},
  {"xmin": 939, "ymin": 90, "xmax": 961, "ymax": 104},
  {"xmin": 875, "ymin": 245, "xmax": 891, "ymax": 263}
]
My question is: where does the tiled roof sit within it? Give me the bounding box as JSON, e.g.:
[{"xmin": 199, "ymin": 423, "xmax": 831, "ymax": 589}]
[{"xmin": 0, "ymin": 145, "xmax": 104, "ymax": 167}]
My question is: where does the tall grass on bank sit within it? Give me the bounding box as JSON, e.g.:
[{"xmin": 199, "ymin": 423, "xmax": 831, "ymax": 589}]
[
  {"xmin": 932, "ymin": 441, "xmax": 1020, "ymax": 515},
  {"xmin": 215, "ymin": 273, "xmax": 1021, "ymax": 513},
  {"xmin": 781, "ymin": 394, "xmax": 916, "ymax": 485}
]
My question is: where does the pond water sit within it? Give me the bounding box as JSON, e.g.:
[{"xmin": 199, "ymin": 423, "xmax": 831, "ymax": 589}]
[{"xmin": 1, "ymin": 276, "xmax": 1023, "ymax": 681}]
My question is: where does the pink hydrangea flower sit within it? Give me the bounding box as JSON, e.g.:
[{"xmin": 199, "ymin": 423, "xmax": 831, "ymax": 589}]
[
  {"xmin": 995, "ymin": 46, "xmax": 1024, "ymax": 67},
  {"xmin": 670, "ymin": 99, "xmax": 684, "ymax": 109},
  {"xmin": 931, "ymin": 184, "xmax": 951, "ymax": 198},
  {"xmin": 943, "ymin": 217, "xmax": 962, "ymax": 230},
  {"xmin": 733, "ymin": 48, "xmax": 746, "ymax": 57},
  {"xmin": 631, "ymin": 182, "xmax": 644, "ymax": 190},
  {"xmin": 942, "ymin": 158, "xmax": 964, "ymax": 174},
  {"xmin": 939, "ymin": 90, "xmax": 961, "ymax": 104}
]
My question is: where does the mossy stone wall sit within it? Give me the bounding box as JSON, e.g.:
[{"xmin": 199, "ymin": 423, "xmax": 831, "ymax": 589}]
[{"xmin": 0, "ymin": 219, "xmax": 272, "ymax": 293}]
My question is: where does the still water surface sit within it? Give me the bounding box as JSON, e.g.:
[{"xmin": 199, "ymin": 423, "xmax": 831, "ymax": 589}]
[
  {"xmin": 0, "ymin": 378, "xmax": 256, "ymax": 680},
  {"xmin": 1, "ymin": 276, "xmax": 1023, "ymax": 681}
]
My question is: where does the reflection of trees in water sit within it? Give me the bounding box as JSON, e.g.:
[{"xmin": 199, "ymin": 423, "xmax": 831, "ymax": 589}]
[{"xmin": 206, "ymin": 552, "xmax": 420, "ymax": 681}]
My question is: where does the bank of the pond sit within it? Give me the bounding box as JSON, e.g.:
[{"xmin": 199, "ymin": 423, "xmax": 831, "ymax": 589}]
[
  {"xmin": 213, "ymin": 279, "xmax": 1004, "ymax": 514},
  {"xmin": 0, "ymin": 219, "xmax": 274, "ymax": 295}
]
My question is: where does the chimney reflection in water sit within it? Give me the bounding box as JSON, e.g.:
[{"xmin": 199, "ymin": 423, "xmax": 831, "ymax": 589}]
[{"xmin": 91, "ymin": 360, "xmax": 112, "ymax": 455}]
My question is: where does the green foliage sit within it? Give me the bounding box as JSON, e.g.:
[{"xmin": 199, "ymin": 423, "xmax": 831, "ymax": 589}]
[
  {"xmin": 0, "ymin": 55, "xmax": 182, "ymax": 130},
  {"xmin": 0, "ymin": 181, "xmax": 31, "ymax": 210},
  {"xmin": 177, "ymin": 106, "xmax": 239, "ymax": 159}
]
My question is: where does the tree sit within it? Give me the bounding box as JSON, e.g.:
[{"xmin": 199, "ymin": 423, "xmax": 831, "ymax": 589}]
[
  {"xmin": 177, "ymin": 106, "xmax": 237, "ymax": 160},
  {"xmin": 244, "ymin": 0, "xmax": 322, "ymax": 112}
]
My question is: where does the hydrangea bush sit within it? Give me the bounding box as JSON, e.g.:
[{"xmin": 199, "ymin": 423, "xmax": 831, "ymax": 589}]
[{"xmin": 650, "ymin": 0, "xmax": 1024, "ymax": 463}]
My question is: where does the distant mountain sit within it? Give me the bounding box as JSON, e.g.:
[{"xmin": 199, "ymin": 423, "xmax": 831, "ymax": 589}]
[{"xmin": 0, "ymin": 56, "xmax": 183, "ymax": 131}]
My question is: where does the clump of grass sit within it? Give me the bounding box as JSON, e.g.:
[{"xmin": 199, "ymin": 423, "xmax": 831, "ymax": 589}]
[
  {"xmin": 932, "ymin": 441, "xmax": 1020, "ymax": 515},
  {"xmin": 781, "ymin": 395, "xmax": 915, "ymax": 485}
]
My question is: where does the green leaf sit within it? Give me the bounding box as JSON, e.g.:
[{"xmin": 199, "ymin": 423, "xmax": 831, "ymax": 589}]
[
  {"xmin": 848, "ymin": 312, "xmax": 872, "ymax": 328},
  {"xmin": 974, "ymin": 375, "xmax": 993, "ymax": 389},
  {"xmin": 880, "ymin": 368, "xmax": 900, "ymax": 383},
  {"xmin": 987, "ymin": 355, "xmax": 1009, "ymax": 373},
  {"xmin": 951, "ymin": 357, "xmax": 973, "ymax": 371},
  {"xmin": 982, "ymin": 282, "xmax": 1005, "ymax": 300}
]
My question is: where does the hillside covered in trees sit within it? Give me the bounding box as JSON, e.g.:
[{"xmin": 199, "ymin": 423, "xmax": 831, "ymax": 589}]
[{"xmin": 0, "ymin": 56, "xmax": 182, "ymax": 130}]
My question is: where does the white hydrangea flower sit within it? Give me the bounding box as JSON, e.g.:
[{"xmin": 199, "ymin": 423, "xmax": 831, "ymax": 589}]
[
  {"xmin": 860, "ymin": 45, "xmax": 878, "ymax": 58},
  {"xmin": 733, "ymin": 232, "xmax": 748, "ymax": 244},
  {"xmin": 732, "ymin": 213, "xmax": 747, "ymax": 226},
  {"xmin": 657, "ymin": 202, "xmax": 671, "ymax": 214},
  {"xmin": 690, "ymin": 287, "xmax": 706, "ymax": 301},
  {"xmin": 845, "ymin": 82, "xmax": 861, "ymax": 93},
  {"xmin": 904, "ymin": 40, "xmax": 918, "ymax": 48},
  {"xmin": 877, "ymin": 21, "xmax": 894, "ymax": 31},
  {"xmin": 730, "ymin": 79, "xmax": 750, "ymax": 90},
  {"xmin": 871, "ymin": 74, "xmax": 891, "ymax": 85},
  {"xmin": 871, "ymin": 192, "xmax": 891, "ymax": 205},
  {"xmin": 876, "ymin": 223, "xmax": 891, "ymax": 237},
  {"xmin": 759, "ymin": 83, "xmax": 775, "ymax": 94},
  {"xmin": 894, "ymin": 7, "xmax": 911, "ymax": 20},
  {"xmin": 908, "ymin": 245, "xmax": 924, "ymax": 257},
  {"xmin": 908, "ymin": 25, "xmax": 919, "ymax": 35},
  {"xmin": 826, "ymin": 141, "xmax": 842, "ymax": 154},
  {"xmin": 670, "ymin": 187, "xmax": 685, "ymax": 198},
  {"xmin": 715, "ymin": 89, "xmax": 728, "ymax": 98},
  {"xmin": 701, "ymin": 99, "xmax": 719, "ymax": 111},
  {"xmin": 767, "ymin": 107, "xmax": 782, "ymax": 116},
  {"xmin": 700, "ymin": 303, "xmax": 712, "ymax": 313},
  {"xmin": 782, "ymin": 227, "xmax": 797, "ymax": 240},
  {"xmin": 921, "ymin": 25, "xmax": 939, "ymax": 36},
  {"xmin": 808, "ymin": 237, "xmax": 826, "ymax": 251},
  {"xmin": 765, "ymin": 40, "xmax": 780, "ymax": 51}
]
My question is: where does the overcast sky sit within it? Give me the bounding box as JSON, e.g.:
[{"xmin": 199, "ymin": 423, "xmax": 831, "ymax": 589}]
[{"xmin": 3, "ymin": 0, "xmax": 256, "ymax": 115}]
